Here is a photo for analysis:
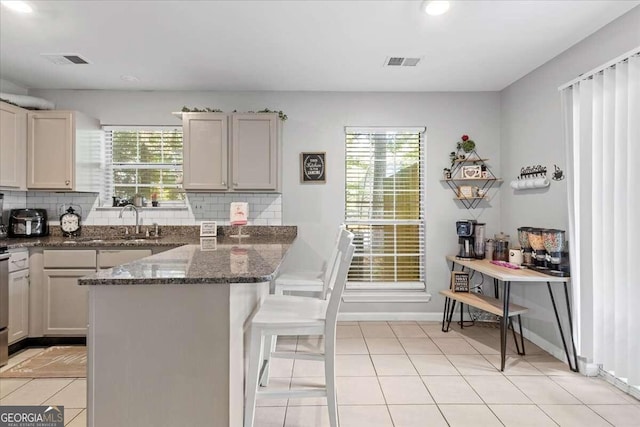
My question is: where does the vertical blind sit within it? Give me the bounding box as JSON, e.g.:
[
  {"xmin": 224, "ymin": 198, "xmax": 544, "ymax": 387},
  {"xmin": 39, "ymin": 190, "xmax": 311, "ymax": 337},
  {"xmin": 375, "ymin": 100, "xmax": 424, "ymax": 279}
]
[
  {"xmin": 103, "ymin": 126, "xmax": 184, "ymax": 204},
  {"xmin": 561, "ymin": 50, "xmax": 639, "ymax": 390},
  {"xmin": 345, "ymin": 128, "xmax": 425, "ymax": 284}
]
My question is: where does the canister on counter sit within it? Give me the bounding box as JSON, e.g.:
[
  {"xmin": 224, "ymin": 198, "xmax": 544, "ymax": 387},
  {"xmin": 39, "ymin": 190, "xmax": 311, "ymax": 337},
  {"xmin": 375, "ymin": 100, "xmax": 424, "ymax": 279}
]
[{"xmin": 485, "ymin": 239, "xmax": 495, "ymax": 260}]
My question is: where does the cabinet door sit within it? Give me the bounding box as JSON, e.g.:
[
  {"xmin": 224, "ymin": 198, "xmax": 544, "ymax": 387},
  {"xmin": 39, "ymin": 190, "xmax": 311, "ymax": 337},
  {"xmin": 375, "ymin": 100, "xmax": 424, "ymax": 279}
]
[
  {"xmin": 43, "ymin": 269, "xmax": 93, "ymax": 336},
  {"xmin": 0, "ymin": 102, "xmax": 27, "ymax": 189},
  {"xmin": 231, "ymin": 114, "xmax": 278, "ymax": 191},
  {"xmin": 27, "ymin": 111, "xmax": 74, "ymax": 190},
  {"xmin": 182, "ymin": 113, "xmax": 228, "ymax": 191},
  {"xmin": 8, "ymin": 270, "xmax": 29, "ymax": 344}
]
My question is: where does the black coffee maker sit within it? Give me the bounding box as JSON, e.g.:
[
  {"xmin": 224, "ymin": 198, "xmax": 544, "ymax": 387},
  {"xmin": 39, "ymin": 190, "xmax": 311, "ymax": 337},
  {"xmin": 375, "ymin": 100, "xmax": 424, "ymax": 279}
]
[{"xmin": 456, "ymin": 220, "xmax": 476, "ymax": 260}]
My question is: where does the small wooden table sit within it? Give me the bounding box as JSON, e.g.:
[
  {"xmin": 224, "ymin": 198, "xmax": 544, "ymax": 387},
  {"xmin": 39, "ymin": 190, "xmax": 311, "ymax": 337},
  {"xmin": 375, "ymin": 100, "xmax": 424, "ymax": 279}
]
[{"xmin": 446, "ymin": 256, "xmax": 577, "ymax": 372}]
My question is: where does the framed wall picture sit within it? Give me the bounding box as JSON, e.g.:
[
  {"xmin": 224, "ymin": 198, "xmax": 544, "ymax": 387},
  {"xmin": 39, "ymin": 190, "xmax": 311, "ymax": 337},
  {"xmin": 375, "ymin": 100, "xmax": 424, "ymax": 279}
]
[
  {"xmin": 461, "ymin": 165, "xmax": 482, "ymax": 179},
  {"xmin": 199, "ymin": 221, "xmax": 217, "ymax": 237},
  {"xmin": 301, "ymin": 152, "xmax": 326, "ymax": 183},
  {"xmin": 458, "ymin": 185, "xmax": 474, "ymax": 199},
  {"xmin": 451, "ymin": 271, "xmax": 470, "ymax": 293}
]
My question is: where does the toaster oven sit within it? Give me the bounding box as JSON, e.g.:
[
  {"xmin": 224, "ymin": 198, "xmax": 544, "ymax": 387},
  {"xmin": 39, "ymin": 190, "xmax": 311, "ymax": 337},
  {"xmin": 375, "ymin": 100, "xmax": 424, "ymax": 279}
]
[{"xmin": 7, "ymin": 209, "xmax": 49, "ymax": 238}]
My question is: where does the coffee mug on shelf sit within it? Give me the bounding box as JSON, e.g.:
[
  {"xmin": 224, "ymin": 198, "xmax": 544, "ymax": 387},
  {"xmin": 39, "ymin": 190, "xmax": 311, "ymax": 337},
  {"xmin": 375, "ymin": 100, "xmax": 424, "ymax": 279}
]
[{"xmin": 509, "ymin": 248, "xmax": 524, "ymax": 265}]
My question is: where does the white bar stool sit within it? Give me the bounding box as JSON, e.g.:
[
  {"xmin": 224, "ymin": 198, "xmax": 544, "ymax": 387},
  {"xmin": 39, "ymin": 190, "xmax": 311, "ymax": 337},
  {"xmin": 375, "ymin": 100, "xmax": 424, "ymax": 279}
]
[{"xmin": 244, "ymin": 232, "xmax": 355, "ymax": 427}]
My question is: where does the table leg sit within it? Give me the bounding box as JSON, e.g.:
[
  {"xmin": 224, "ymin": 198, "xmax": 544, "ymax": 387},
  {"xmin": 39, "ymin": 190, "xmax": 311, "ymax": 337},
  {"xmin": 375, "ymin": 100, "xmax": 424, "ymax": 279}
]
[
  {"xmin": 547, "ymin": 282, "xmax": 579, "ymax": 372},
  {"xmin": 500, "ymin": 281, "xmax": 511, "ymax": 371},
  {"xmin": 494, "ymin": 278, "xmax": 499, "ymax": 299},
  {"xmin": 442, "ymin": 297, "xmax": 451, "ymax": 332}
]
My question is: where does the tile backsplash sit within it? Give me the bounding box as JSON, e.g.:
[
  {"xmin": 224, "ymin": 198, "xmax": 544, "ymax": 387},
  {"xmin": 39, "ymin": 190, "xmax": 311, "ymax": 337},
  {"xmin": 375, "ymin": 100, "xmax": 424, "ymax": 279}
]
[{"xmin": 0, "ymin": 191, "xmax": 282, "ymax": 227}]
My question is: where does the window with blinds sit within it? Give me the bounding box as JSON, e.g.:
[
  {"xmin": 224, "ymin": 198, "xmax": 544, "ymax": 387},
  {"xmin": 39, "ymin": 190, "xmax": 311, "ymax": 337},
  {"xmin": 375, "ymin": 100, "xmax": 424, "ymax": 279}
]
[
  {"xmin": 345, "ymin": 128, "xmax": 425, "ymax": 285},
  {"xmin": 103, "ymin": 127, "xmax": 184, "ymax": 204}
]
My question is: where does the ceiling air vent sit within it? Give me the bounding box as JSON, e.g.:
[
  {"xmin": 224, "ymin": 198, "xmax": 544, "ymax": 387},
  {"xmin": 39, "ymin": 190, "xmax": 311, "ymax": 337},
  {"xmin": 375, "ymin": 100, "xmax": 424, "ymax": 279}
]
[
  {"xmin": 41, "ymin": 54, "xmax": 90, "ymax": 65},
  {"xmin": 384, "ymin": 57, "xmax": 422, "ymax": 67}
]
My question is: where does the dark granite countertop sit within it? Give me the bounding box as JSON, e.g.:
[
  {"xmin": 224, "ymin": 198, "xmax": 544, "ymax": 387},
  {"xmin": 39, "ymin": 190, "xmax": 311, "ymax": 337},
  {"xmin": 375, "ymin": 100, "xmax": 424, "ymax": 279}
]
[{"xmin": 78, "ymin": 235, "xmax": 296, "ymax": 285}]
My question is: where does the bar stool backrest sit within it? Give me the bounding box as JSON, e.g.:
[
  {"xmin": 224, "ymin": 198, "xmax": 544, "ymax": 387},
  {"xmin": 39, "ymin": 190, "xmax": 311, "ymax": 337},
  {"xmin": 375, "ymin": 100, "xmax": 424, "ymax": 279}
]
[
  {"xmin": 324, "ymin": 233, "xmax": 355, "ymax": 339},
  {"xmin": 321, "ymin": 228, "xmax": 352, "ymax": 299}
]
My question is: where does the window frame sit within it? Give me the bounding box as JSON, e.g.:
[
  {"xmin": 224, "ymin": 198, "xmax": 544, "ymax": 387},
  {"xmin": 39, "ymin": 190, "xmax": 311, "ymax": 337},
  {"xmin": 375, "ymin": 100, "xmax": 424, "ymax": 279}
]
[
  {"xmin": 344, "ymin": 126, "xmax": 426, "ymax": 290},
  {"xmin": 103, "ymin": 125, "xmax": 184, "ymax": 206}
]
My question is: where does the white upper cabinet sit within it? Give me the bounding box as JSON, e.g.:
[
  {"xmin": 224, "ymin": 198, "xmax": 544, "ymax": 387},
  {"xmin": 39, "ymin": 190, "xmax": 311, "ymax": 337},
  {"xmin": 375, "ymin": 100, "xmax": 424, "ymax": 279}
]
[
  {"xmin": 27, "ymin": 110, "xmax": 102, "ymax": 192},
  {"xmin": 231, "ymin": 113, "xmax": 278, "ymax": 191},
  {"xmin": 182, "ymin": 113, "xmax": 228, "ymax": 191},
  {"xmin": 0, "ymin": 101, "xmax": 27, "ymax": 190},
  {"xmin": 182, "ymin": 112, "xmax": 280, "ymax": 192}
]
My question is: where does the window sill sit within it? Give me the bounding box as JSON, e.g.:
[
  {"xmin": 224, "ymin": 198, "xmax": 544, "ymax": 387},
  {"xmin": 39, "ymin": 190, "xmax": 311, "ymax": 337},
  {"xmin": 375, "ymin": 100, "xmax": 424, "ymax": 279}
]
[{"xmin": 96, "ymin": 206, "xmax": 188, "ymax": 211}]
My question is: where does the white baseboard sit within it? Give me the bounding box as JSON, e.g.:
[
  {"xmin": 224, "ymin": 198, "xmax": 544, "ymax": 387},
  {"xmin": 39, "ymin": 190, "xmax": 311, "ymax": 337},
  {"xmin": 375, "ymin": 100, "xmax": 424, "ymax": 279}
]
[
  {"xmin": 338, "ymin": 312, "xmax": 444, "ymax": 322},
  {"xmin": 599, "ymin": 369, "xmax": 640, "ymax": 401}
]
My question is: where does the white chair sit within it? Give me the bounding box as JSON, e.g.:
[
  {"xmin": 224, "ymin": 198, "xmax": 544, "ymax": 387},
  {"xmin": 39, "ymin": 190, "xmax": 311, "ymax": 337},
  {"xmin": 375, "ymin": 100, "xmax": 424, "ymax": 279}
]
[
  {"xmin": 244, "ymin": 231, "xmax": 355, "ymax": 427},
  {"xmin": 273, "ymin": 224, "xmax": 346, "ymax": 296}
]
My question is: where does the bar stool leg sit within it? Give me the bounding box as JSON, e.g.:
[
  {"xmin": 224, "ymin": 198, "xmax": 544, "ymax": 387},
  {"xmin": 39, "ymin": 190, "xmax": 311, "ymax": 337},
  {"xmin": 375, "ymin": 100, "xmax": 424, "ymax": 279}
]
[
  {"xmin": 325, "ymin": 335, "xmax": 338, "ymax": 427},
  {"xmin": 244, "ymin": 328, "xmax": 264, "ymax": 427}
]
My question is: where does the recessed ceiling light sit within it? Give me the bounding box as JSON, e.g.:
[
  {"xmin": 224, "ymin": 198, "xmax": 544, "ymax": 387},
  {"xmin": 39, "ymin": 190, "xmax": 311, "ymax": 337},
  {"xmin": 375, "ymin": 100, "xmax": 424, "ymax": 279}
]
[
  {"xmin": 1, "ymin": 1, "xmax": 33, "ymax": 14},
  {"xmin": 120, "ymin": 75, "xmax": 140, "ymax": 82},
  {"xmin": 422, "ymin": 0, "xmax": 450, "ymax": 16}
]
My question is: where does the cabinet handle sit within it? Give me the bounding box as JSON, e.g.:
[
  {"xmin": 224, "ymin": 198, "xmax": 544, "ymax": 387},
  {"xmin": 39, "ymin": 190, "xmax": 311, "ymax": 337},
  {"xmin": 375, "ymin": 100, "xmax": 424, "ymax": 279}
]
[
  {"xmin": 222, "ymin": 181, "xmax": 226, "ymax": 186},
  {"xmin": 65, "ymin": 180, "xmax": 70, "ymax": 185},
  {"xmin": 233, "ymin": 182, "xmax": 238, "ymax": 186}
]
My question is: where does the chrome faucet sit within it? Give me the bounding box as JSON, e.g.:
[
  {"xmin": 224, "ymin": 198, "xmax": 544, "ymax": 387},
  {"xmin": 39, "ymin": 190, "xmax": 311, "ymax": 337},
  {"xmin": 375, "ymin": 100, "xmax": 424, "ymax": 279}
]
[{"xmin": 119, "ymin": 204, "xmax": 141, "ymax": 234}]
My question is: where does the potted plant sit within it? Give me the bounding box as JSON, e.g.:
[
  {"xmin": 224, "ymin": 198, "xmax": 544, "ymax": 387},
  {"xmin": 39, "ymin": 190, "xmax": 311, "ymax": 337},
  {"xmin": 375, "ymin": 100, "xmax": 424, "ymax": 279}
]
[
  {"xmin": 460, "ymin": 134, "xmax": 476, "ymax": 153},
  {"xmin": 443, "ymin": 168, "xmax": 452, "ymax": 179},
  {"xmin": 449, "ymin": 152, "xmax": 457, "ymax": 167}
]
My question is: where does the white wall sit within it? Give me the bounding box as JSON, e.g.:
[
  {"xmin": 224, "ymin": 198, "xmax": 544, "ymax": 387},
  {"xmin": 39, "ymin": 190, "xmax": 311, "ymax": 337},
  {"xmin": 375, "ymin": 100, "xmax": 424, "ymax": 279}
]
[
  {"xmin": 0, "ymin": 78, "xmax": 28, "ymax": 95},
  {"xmin": 500, "ymin": 6, "xmax": 640, "ymax": 351},
  {"xmin": 28, "ymin": 89, "xmax": 502, "ymax": 315}
]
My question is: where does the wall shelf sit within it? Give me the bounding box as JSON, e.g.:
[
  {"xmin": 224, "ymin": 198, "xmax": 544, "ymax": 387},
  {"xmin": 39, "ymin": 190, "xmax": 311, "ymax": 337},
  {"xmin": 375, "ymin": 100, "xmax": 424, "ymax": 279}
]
[{"xmin": 445, "ymin": 150, "xmax": 501, "ymax": 209}]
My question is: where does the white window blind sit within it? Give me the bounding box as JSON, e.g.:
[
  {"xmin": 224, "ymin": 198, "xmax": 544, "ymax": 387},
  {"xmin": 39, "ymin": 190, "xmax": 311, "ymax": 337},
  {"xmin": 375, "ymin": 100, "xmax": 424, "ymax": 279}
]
[
  {"xmin": 103, "ymin": 126, "xmax": 184, "ymax": 204},
  {"xmin": 345, "ymin": 128, "xmax": 425, "ymax": 285}
]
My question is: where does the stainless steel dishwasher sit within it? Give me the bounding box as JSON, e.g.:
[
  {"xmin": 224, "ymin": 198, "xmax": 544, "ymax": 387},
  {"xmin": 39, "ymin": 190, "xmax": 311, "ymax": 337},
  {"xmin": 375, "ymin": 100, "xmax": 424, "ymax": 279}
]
[{"xmin": 0, "ymin": 245, "xmax": 9, "ymax": 366}]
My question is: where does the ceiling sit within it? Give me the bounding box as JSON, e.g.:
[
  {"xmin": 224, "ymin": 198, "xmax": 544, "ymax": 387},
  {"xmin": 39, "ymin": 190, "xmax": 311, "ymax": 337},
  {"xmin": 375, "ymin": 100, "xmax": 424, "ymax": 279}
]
[{"xmin": 0, "ymin": 0, "xmax": 637, "ymax": 92}]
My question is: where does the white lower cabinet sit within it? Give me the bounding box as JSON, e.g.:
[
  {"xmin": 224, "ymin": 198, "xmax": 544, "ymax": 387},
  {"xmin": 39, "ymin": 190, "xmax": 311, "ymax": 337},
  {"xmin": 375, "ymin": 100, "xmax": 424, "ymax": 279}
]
[
  {"xmin": 43, "ymin": 269, "xmax": 93, "ymax": 336},
  {"xmin": 8, "ymin": 270, "xmax": 29, "ymax": 344}
]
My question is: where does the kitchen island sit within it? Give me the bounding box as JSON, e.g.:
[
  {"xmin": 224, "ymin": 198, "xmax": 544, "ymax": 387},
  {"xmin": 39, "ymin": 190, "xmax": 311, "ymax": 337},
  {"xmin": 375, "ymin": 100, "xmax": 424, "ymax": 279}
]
[{"xmin": 79, "ymin": 232, "xmax": 296, "ymax": 427}]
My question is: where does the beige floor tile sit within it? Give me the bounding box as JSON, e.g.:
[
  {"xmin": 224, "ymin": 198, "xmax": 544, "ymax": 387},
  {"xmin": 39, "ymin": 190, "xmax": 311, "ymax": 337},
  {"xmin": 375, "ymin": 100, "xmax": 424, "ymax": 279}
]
[
  {"xmin": 551, "ymin": 375, "xmax": 637, "ymax": 404},
  {"xmin": 389, "ymin": 323, "xmax": 427, "ymax": 338},
  {"xmin": 293, "ymin": 359, "xmax": 324, "ymax": 377},
  {"xmin": 359, "ymin": 323, "xmax": 395, "ymax": 338},
  {"xmin": 447, "ymin": 355, "xmax": 501, "ymax": 376},
  {"xmin": 254, "ymin": 406, "xmax": 287, "ymax": 427},
  {"xmin": 388, "ymin": 405, "xmax": 448, "ymax": 427},
  {"xmin": 378, "ymin": 376, "xmax": 433, "ymax": 404},
  {"xmin": 0, "ymin": 378, "xmax": 74, "ymax": 406},
  {"xmin": 65, "ymin": 409, "xmax": 86, "ymax": 427},
  {"xmin": 539, "ymin": 404, "xmax": 612, "ymax": 427},
  {"xmin": 418, "ymin": 322, "xmax": 462, "ymax": 338},
  {"xmin": 398, "ymin": 337, "xmax": 442, "ymax": 355},
  {"xmin": 364, "ymin": 338, "xmax": 405, "ymax": 355},
  {"xmin": 371, "ymin": 354, "xmax": 417, "ymax": 376},
  {"xmin": 438, "ymin": 404, "xmax": 503, "ymax": 426},
  {"xmin": 508, "ymin": 376, "xmax": 581, "ymax": 404},
  {"xmin": 589, "ymin": 404, "xmax": 640, "ymax": 426},
  {"xmin": 336, "ymin": 376, "xmax": 385, "ymax": 405},
  {"xmin": 44, "ymin": 379, "xmax": 87, "ymax": 409},
  {"xmin": 63, "ymin": 408, "xmax": 83, "ymax": 426},
  {"xmin": 465, "ymin": 376, "xmax": 531, "ymax": 404},
  {"xmin": 285, "ymin": 405, "xmax": 330, "ymax": 427},
  {"xmin": 489, "ymin": 404, "xmax": 557, "ymax": 426},
  {"xmin": 432, "ymin": 338, "xmax": 479, "ymax": 355},
  {"xmin": 409, "ymin": 354, "xmax": 459, "ymax": 376},
  {"xmin": 335, "ymin": 338, "xmax": 368, "ymax": 355},
  {"xmin": 336, "ymin": 325, "xmax": 362, "ymax": 338},
  {"xmin": 462, "ymin": 335, "xmax": 502, "ymax": 355},
  {"xmin": 288, "ymin": 377, "xmax": 328, "ymax": 406},
  {"xmin": 257, "ymin": 377, "xmax": 290, "ymax": 407},
  {"xmin": 0, "ymin": 378, "xmax": 31, "ymax": 399},
  {"xmin": 453, "ymin": 325, "xmax": 498, "ymax": 338},
  {"xmin": 270, "ymin": 358, "xmax": 295, "ymax": 377},
  {"xmin": 483, "ymin": 354, "xmax": 544, "ymax": 375},
  {"xmin": 275, "ymin": 337, "xmax": 298, "ymax": 352},
  {"xmin": 526, "ymin": 354, "xmax": 576, "ymax": 376},
  {"xmin": 297, "ymin": 336, "xmax": 324, "ymax": 353},
  {"xmin": 336, "ymin": 355, "xmax": 376, "ymax": 376},
  {"xmin": 508, "ymin": 337, "xmax": 548, "ymax": 355},
  {"xmin": 338, "ymin": 405, "xmax": 393, "ymax": 427},
  {"xmin": 422, "ymin": 376, "xmax": 482, "ymax": 404}
]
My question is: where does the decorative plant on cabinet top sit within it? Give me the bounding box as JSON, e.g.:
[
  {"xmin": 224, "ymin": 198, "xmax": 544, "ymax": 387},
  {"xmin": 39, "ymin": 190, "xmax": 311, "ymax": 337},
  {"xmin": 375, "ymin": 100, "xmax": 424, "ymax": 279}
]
[{"xmin": 442, "ymin": 135, "xmax": 501, "ymax": 209}]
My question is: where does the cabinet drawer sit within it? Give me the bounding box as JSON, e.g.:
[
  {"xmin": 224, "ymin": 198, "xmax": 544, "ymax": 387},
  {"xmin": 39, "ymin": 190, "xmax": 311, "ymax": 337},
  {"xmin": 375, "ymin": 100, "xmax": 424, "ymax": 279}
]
[
  {"xmin": 98, "ymin": 249, "xmax": 152, "ymax": 269},
  {"xmin": 44, "ymin": 250, "xmax": 97, "ymax": 268},
  {"xmin": 8, "ymin": 249, "xmax": 29, "ymax": 272}
]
